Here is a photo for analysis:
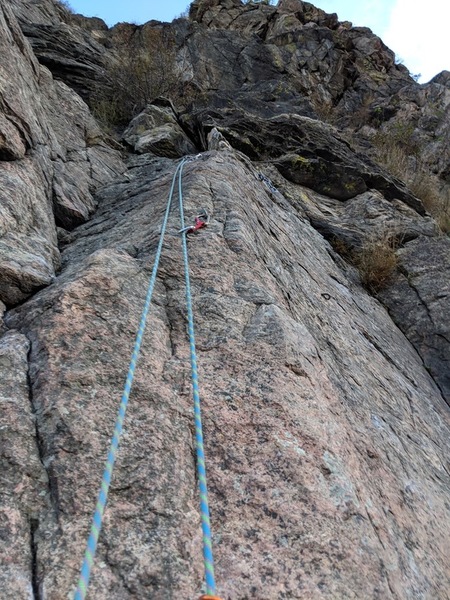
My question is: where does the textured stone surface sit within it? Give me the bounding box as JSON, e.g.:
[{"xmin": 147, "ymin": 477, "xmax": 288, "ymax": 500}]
[
  {"xmin": 9, "ymin": 0, "xmax": 110, "ymax": 103},
  {"xmin": 123, "ymin": 103, "xmax": 197, "ymax": 158},
  {"xmin": 5, "ymin": 151, "xmax": 450, "ymax": 599},
  {"xmin": 1, "ymin": 1, "xmax": 450, "ymax": 598},
  {"xmin": 0, "ymin": 0, "xmax": 125, "ymax": 305},
  {"xmin": 378, "ymin": 236, "xmax": 450, "ymax": 403},
  {"xmin": 262, "ymin": 164, "xmax": 438, "ymax": 249},
  {"xmin": 0, "ymin": 330, "xmax": 48, "ymax": 599}
]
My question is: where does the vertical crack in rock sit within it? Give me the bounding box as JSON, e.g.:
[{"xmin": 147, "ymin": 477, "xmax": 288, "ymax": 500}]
[
  {"xmin": 29, "ymin": 518, "xmax": 40, "ymax": 600},
  {"xmin": 161, "ymin": 277, "xmax": 179, "ymax": 359},
  {"xmin": 0, "ymin": 328, "xmax": 49, "ymax": 597},
  {"xmin": 24, "ymin": 332, "xmax": 54, "ymax": 599},
  {"xmin": 25, "ymin": 336, "xmax": 58, "ymax": 518},
  {"xmin": 398, "ymin": 269, "xmax": 435, "ymax": 326}
]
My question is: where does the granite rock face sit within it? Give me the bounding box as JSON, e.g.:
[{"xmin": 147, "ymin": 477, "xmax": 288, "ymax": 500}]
[
  {"xmin": 379, "ymin": 236, "xmax": 450, "ymax": 403},
  {"xmin": 0, "ymin": 0, "xmax": 125, "ymax": 305},
  {"xmin": 3, "ymin": 149, "xmax": 450, "ymax": 599},
  {"xmin": 9, "ymin": 0, "xmax": 110, "ymax": 103},
  {"xmin": 1, "ymin": 1, "xmax": 450, "ymax": 599}
]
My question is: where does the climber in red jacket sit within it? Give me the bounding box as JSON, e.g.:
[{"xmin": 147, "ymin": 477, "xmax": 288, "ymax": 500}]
[{"xmin": 179, "ymin": 210, "xmax": 209, "ymax": 234}]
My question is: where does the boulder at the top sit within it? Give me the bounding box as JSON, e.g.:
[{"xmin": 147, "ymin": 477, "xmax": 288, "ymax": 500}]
[{"xmin": 123, "ymin": 102, "xmax": 197, "ymax": 158}]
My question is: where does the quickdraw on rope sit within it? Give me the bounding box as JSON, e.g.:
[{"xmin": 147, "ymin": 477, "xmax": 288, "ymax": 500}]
[
  {"xmin": 73, "ymin": 157, "xmax": 222, "ymax": 600},
  {"xmin": 73, "ymin": 159, "xmax": 186, "ymax": 600}
]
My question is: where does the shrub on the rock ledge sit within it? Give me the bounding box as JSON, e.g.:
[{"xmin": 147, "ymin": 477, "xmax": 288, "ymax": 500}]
[
  {"xmin": 355, "ymin": 233, "xmax": 399, "ymax": 292},
  {"xmin": 410, "ymin": 174, "xmax": 450, "ymax": 234},
  {"xmin": 372, "ymin": 127, "xmax": 450, "ymax": 233},
  {"xmin": 93, "ymin": 25, "xmax": 178, "ymax": 129}
]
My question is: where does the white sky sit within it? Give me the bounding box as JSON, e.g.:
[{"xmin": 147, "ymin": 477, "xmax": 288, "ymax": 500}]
[{"xmin": 382, "ymin": 0, "xmax": 450, "ymax": 82}]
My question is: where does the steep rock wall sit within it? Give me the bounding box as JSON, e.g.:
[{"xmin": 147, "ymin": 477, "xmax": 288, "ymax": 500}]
[
  {"xmin": 2, "ymin": 148, "xmax": 450, "ymax": 599},
  {"xmin": 0, "ymin": 1, "xmax": 449, "ymax": 599},
  {"xmin": 0, "ymin": 0, "xmax": 124, "ymax": 305}
]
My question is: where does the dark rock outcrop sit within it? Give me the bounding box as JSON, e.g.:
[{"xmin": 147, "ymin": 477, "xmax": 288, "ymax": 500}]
[
  {"xmin": 186, "ymin": 0, "xmax": 411, "ymax": 111},
  {"xmin": 379, "ymin": 236, "xmax": 450, "ymax": 402},
  {"xmin": 0, "ymin": 0, "xmax": 124, "ymax": 305},
  {"xmin": 182, "ymin": 0, "xmax": 449, "ymax": 197},
  {"xmin": 182, "ymin": 106, "xmax": 426, "ymax": 210},
  {"xmin": 9, "ymin": 0, "xmax": 110, "ymax": 102}
]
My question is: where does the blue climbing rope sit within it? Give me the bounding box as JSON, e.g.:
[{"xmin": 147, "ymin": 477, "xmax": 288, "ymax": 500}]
[
  {"xmin": 73, "ymin": 159, "xmax": 187, "ymax": 600},
  {"xmin": 177, "ymin": 160, "xmax": 217, "ymax": 596},
  {"xmin": 74, "ymin": 156, "xmax": 219, "ymax": 599}
]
